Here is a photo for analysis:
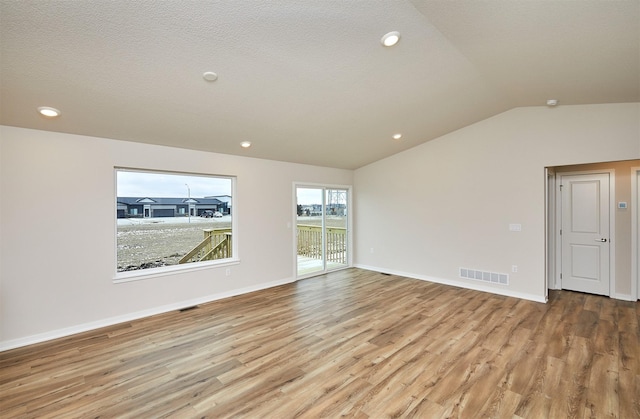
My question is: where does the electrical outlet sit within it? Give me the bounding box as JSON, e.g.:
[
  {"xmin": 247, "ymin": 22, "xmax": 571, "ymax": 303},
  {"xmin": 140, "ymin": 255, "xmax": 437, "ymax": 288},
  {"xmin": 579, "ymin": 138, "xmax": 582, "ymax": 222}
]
[
  {"xmin": 511, "ymin": 265, "xmax": 518, "ymax": 273},
  {"xmin": 370, "ymin": 248, "xmax": 374, "ymax": 254},
  {"xmin": 225, "ymin": 268, "xmax": 231, "ymax": 276}
]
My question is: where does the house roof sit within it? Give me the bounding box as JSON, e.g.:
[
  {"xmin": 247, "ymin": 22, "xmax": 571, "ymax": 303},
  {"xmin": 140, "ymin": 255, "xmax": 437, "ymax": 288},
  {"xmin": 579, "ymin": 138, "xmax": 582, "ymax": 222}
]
[
  {"xmin": 1, "ymin": 1, "xmax": 638, "ymax": 170},
  {"xmin": 117, "ymin": 197, "xmax": 223, "ymax": 206}
]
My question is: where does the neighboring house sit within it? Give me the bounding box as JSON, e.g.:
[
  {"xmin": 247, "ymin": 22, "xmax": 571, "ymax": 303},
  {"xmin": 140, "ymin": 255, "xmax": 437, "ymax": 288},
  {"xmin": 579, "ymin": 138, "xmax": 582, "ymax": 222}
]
[
  {"xmin": 301, "ymin": 204, "xmax": 323, "ymax": 216},
  {"xmin": 116, "ymin": 197, "xmax": 225, "ymax": 218},
  {"xmin": 298, "ymin": 203, "xmax": 346, "ymax": 216},
  {"xmin": 327, "ymin": 203, "xmax": 346, "ymax": 216},
  {"xmin": 206, "ymin": 195, "xmax": 232, "ymax": 215}
]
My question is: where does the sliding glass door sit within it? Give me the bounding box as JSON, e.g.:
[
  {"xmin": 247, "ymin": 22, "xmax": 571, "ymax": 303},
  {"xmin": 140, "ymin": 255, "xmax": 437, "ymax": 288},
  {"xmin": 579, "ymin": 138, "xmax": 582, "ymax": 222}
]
[{"xmin": 296, "ymin": 186, "xmax": 349, "ymax": 277}]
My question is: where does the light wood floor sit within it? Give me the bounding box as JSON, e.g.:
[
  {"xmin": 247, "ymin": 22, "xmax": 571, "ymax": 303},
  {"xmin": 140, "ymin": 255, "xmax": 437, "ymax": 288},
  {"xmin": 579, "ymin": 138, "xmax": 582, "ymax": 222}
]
[{"xmin": 1, "ymin": 268, "xmax": 638, "ymax": 418}]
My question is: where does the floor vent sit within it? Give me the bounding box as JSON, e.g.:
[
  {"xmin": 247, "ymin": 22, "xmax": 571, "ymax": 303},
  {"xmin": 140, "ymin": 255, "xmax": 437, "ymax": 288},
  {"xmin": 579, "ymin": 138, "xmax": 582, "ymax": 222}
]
[
  {"xmin": 179, "ymin": 305, "xmax": 199, "ymax": 312},
  {"xmin": 459, "ymin": 268, "xmax": 509, "ymax": 285}
]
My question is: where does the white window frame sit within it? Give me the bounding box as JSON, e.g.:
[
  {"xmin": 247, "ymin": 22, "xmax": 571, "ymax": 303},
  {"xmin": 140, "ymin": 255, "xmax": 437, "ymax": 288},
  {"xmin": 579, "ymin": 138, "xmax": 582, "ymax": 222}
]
[{"xmin": 113, "ymin": 167, "xmax": 239, "ymax": 283}]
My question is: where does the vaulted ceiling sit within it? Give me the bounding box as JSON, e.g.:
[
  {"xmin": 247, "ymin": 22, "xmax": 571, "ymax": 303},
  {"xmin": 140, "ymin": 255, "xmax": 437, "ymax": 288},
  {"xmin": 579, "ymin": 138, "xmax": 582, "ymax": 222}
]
[{"xmin": 1, "ymin": 1, "xmax": 638, "ymax": 169}]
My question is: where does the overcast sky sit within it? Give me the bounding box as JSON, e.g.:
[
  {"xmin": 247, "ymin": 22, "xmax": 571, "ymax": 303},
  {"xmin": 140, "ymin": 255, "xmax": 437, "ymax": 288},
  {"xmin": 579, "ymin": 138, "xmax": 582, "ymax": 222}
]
[
  {"xmin": 117, "ymin": 171, "xmax": 231, "ymax": 198},
  {"xmin": 117, "ymin": 171, "xmax": 341, "ymax": 206},
  {"xmin": 296, "ymin": 188, "xmax": 323, "ymax": 206},
  {"xmin": 296, "ymin": 188, "xmax": 348, "ymax": 206}
]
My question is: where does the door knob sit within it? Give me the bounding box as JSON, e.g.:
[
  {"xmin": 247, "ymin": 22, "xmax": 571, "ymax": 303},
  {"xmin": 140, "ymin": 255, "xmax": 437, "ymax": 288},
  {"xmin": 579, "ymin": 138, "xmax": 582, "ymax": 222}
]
[{"xmin": 595, "ymin": 238, "xmax": 607, "ymax": 242}]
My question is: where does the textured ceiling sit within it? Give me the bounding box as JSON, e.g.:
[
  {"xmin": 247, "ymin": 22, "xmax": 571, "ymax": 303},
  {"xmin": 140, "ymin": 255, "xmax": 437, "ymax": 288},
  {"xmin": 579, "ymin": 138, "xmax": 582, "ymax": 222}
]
[{"xmin": 1, "ymin": 1, "xmax": 638, "ymax": 169}]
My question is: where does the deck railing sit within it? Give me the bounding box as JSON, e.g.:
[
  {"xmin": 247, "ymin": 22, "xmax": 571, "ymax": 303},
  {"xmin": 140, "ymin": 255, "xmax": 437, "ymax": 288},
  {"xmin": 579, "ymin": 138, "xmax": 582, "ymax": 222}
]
[
  {"xmin": 179, "ymin": 228, "xmax": 232, "ymax": 264},
  {"xmin": 181, "ymin": 225, "xmax": 345, "ymax": 265},
  {"xmin": 297, "ymin": 224, "xmax": 347, "ymax": 264}
]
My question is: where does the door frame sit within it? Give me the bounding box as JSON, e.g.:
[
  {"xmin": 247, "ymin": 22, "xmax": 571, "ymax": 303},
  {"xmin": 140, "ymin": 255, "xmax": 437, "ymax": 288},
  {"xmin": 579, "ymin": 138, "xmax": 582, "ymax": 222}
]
[
  {"xmin": 293, "ymin": 182, "xmax": 353, "ymax": 280},
  {"xmin": 545, "ymin": 167, "xmax": 554, "ymax": 300},
  {"xmin": 553, "ymin": 169, "xmax": 616, "ymax": 294},
  {"xmin": 632, "ymin": 167, "xmax": 640, "ymax": 300}
]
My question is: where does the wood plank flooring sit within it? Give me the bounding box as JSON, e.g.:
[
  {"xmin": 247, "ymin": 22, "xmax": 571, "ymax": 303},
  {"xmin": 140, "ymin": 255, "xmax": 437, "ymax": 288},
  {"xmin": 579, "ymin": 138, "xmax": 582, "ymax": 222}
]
[{"xmin": 1, "ymin": 268, "xmax": 638, "ymax": 418}]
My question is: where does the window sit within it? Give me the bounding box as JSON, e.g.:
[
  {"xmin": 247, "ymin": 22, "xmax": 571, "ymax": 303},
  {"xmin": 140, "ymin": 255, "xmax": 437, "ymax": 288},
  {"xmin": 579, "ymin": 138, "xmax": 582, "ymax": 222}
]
[{"xmin": 116, "ymin": 169, "xmax": 234, "ymax": 276}]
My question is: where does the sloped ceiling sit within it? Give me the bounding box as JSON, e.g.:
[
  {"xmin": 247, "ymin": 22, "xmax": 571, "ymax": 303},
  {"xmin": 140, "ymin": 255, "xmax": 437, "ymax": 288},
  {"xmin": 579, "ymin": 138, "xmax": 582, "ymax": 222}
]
[{"xmin": 1, "ymin": 1, "xmax": 638, "ymax": 169}]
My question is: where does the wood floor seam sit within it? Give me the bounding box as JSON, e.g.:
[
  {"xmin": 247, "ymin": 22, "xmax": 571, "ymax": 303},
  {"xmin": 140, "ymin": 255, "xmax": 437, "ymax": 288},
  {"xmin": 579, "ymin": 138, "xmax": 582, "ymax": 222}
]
[{"xmin": 1, "ymin": 268, "xmax": 638, "ymax": 418}]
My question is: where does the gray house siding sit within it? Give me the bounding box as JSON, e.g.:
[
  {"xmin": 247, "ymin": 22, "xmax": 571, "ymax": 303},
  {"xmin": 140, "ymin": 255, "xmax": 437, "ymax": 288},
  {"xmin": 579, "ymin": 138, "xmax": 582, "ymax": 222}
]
[{"xmin": 116, "ymin": 197, "xmax": 227, "ymax": 218}]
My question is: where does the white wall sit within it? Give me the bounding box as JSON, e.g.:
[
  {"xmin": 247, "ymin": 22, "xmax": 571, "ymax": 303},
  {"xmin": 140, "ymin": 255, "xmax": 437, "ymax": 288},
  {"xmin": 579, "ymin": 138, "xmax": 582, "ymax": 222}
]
[
  {"xmin": 0, "ymin": 126, "xmax": 353, "ymax": 349},
  {"xmin": 354, "ymin": 103, "xmax": 640, "ymax": 302},
  {"xmin": 2, "ymin": 103, "xmax": 638, "ymax": 349}
]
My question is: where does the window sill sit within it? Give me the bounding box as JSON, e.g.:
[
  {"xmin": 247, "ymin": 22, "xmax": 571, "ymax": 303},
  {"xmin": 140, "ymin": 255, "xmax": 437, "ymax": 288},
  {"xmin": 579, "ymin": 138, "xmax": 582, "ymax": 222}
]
[{"xmin": 113, "ymin": 258, "xmax": 240, "ymax": 283}]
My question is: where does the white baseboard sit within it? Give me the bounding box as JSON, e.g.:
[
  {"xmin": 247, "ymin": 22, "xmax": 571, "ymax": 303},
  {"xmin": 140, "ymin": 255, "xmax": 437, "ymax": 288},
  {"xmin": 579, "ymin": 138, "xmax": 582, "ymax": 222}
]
[
  {"xmin": 0, "ymin": 276, "xmax": 295, "ymax": 352},
  {"xmin": 354, "ymin": 264, "xmax": 547, "ymax": 303}
]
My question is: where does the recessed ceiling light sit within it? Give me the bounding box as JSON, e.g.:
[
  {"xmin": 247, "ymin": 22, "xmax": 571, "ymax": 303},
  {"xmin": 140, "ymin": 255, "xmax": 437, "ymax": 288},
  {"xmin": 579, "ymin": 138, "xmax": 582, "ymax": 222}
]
[
  {"xmin": 240, "ymin": 141, "xmax": 252, "ymax": 148},
  {"xmin": 203, "ymin": 71, "xmax": 218, "ymax": 82},
  {"xmin": 381, "ymin": 31, "xmax": 401, "ymax": 47},
  {"xmin": 37, "ymin": 106, "xmax": 60, "ymax": 117},
  {"xmin": 393, "ymin": 133, "xmax": 402, "ymax": 140},
  {"xmin": 546, "ymin": 99, "xmax": 558, "ymax": 106}
]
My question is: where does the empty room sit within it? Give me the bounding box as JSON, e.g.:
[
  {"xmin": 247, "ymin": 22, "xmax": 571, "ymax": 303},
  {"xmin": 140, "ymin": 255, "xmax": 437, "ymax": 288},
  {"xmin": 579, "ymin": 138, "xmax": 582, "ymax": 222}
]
[{"xmin": 1, "ymin": 1, "xmax": 639, "ymax": 418}]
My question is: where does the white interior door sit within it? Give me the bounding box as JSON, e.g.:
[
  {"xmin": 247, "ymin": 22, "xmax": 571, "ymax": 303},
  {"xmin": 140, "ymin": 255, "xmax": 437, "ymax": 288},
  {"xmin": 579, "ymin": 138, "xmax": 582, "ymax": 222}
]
[{"xmin": 560, "ymin": 173, "xmax": 610, "ymax": 296}]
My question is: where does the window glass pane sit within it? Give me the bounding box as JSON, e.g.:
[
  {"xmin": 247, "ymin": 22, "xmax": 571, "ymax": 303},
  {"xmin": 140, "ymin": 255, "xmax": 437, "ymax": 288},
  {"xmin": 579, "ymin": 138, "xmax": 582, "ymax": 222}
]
[
  {"xmin": 325, "ymin": 189, "xmax": 348, "ymax": 269},
  {"xmin": 296, "ymin": 187, "xmax": 324, "ymax": 276},
  {"xmin": 116, "ymin": 169, "xmax": 233, "ymax": 273}
]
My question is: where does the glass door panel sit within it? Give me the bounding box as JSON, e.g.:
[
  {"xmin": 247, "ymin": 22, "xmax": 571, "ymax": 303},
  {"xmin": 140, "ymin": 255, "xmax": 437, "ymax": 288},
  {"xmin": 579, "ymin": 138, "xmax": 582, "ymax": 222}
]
[
  {"xmin": 296, "ymin": 186, "xmax": 349, "ymax": 277},
  {"xmin": 325, "ymin": 189, "xmax": 348, "ymax": 271},
  {"xmin": 296, "ymin": 187, "xmax": 324, "ymax": 276}
]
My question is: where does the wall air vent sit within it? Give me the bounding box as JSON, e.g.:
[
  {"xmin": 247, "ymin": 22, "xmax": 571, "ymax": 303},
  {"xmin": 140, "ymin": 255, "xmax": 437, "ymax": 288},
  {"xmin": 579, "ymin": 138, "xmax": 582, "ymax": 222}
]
[{"xmin": 459, "ymin": 268, "xmax": 509, "ymax": 285}]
